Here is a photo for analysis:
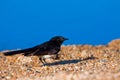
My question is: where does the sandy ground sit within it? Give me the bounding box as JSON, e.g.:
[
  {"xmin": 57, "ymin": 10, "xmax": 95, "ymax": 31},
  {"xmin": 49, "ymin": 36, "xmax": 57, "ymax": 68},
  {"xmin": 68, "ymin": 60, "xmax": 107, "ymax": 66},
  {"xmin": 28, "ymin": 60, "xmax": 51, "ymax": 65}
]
[{"xmin": 0, "ymin": 39, "xmax": 120, "ymax": 80}]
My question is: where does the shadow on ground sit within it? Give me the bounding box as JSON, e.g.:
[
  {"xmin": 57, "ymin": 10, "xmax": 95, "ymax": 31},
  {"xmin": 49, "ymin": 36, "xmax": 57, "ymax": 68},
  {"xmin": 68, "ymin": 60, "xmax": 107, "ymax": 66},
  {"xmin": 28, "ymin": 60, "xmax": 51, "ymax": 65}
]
[{"xmin": 45, "ymin": 56, "xmax": 97, "ymax": 66}]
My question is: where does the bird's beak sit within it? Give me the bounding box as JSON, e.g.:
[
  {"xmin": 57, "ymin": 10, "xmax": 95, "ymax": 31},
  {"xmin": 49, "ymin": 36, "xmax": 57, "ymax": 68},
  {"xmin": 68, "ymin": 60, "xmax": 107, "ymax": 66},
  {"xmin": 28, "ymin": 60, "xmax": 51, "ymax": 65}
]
[{"xmin": 64, "ymin": 38, "xmax": 69, "ymax": 40}]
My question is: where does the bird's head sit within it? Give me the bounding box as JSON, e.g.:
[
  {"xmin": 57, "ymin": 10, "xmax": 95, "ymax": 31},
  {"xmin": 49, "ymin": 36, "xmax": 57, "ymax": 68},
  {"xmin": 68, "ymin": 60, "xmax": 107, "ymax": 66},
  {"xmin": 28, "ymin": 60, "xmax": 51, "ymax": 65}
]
[{"xmin": 50, "ymin": 36, "xmax": 68, "ymax": 45}]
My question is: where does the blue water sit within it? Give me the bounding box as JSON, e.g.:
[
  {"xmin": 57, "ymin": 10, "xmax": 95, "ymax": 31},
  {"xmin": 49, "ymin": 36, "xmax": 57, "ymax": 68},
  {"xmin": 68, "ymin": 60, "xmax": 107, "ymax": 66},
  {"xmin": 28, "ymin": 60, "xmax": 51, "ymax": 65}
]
[{"xmin": 0, "ymin": 0, "xmax": 120, "ymax": 51}]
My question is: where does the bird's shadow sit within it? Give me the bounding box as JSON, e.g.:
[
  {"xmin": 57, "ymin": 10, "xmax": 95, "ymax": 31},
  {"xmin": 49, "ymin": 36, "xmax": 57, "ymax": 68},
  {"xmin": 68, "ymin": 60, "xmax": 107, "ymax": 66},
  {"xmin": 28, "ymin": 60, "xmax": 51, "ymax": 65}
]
[{"xmin": 44, "ymin": 56, "xmax": 97, "ymax": 66}]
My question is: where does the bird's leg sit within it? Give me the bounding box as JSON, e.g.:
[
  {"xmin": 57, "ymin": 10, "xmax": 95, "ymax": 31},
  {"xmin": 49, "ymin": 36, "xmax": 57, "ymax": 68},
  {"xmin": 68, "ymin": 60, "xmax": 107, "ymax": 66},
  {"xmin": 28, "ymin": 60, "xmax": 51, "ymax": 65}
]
[
  {"xmin": 39, "ymin": 57, "xmax": 47, "ymax": 66},
  {"xmin": 54, "ymin": 54, "xmax": 60, "ymax": 60}
]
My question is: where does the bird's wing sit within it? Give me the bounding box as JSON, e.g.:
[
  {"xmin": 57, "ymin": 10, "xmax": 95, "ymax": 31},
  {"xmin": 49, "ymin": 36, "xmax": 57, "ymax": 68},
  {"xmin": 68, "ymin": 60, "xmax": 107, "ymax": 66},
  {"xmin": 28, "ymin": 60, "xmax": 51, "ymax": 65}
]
[{"xmin": 31, "ymin": 42, "xmax": 60, "ymax": 55}]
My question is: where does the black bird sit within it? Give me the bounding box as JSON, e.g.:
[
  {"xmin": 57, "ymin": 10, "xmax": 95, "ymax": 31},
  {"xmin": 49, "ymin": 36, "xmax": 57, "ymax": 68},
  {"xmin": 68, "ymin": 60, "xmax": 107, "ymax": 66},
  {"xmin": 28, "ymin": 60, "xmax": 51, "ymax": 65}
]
[{"xmin": 4, "ymin": 36, "xmax": 68, "ymax": 65}]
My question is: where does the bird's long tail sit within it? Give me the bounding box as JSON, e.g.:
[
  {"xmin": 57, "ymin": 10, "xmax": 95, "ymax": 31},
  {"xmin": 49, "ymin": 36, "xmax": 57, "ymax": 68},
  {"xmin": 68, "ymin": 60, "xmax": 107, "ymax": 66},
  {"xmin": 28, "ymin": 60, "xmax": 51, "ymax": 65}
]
[{"xmin": 4, "ymin": 48, "xmax": 33, "ymax": 56}]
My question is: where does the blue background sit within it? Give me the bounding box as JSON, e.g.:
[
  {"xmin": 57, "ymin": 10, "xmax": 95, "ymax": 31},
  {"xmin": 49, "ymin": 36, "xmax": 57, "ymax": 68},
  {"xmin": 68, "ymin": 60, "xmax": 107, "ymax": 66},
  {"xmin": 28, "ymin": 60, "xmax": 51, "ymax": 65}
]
[{"xmin": 0, "ymin": 0, "xmax": 120, "ymax": 51}]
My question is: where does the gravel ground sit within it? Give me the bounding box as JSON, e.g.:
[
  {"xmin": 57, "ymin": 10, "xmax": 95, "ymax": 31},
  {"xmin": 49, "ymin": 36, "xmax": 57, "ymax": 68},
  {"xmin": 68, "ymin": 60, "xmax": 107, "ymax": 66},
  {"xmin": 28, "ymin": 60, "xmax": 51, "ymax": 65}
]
[{"xmin": 0, "ymin": 39, "xmax": 120, "ymax": 80}]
